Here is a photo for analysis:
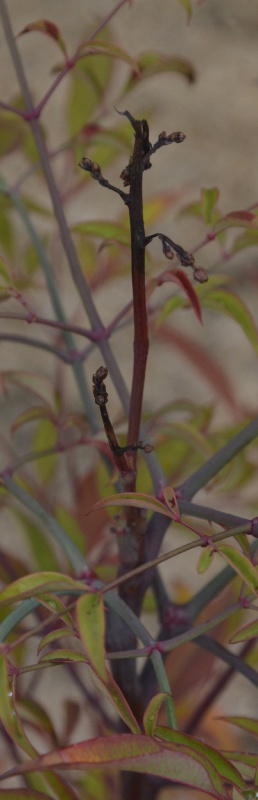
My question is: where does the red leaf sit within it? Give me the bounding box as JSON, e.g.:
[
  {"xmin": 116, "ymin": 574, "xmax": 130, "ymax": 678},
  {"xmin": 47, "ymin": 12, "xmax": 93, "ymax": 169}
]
[
  {"xmin": 156, "ymin": 268, "xmax": 203, "ymax": 323},
  {"xmin": 17, "ymin": 20, "xmax": 68, "ymax": 57}
]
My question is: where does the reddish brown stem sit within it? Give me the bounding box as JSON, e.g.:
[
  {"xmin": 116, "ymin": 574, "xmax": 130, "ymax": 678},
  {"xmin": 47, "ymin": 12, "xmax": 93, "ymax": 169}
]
[{"xmin": 126, "ymin": 117, "xmax": 149, "ymax": 483}]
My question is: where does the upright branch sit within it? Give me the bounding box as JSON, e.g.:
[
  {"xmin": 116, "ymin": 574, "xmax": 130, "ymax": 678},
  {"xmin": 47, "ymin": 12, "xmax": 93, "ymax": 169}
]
[{"xmin": 120, "ymin": 112, "xmax": 151, "ymax": 484}]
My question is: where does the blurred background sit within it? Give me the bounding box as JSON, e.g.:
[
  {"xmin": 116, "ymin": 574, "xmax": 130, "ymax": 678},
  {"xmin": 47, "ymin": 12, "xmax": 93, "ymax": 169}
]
[{"xmin": 0, "ymin": 0, "xmax": 258, "ymax": 765}]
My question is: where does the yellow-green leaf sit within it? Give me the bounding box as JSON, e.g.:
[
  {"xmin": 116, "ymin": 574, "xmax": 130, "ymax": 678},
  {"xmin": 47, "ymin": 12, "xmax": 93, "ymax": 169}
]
[
  {"xmin": 123, "ymin": 51, "xmax": 195, "ymax": 96},
  {"xmin": 202, "ymin": 289, "xmax": 258, "ymax": 353},
  {"xmin": 197, "ymin": 547, "xmax": 214, "ymax": 574},
  {"xmin": 72, "ymin": 220, "xmax": 130, "ymax": 246},
  {"xmin": 0, "ymin": 572, "xmax": 86, "ymax": 607},
  {"xmin": 217, "ymin": 545, "xmax": 258, "ymax": 595},
  {"xmin": 77, "ymin": 593, "xmax": 106, "ymax": 681},
  {"xmin": 143, "ymin": 693, "xmax": 171, "ymax": 736},
  {"xmin": 230, "ymin": 619, "xmax": 258, "ymax": 644}
]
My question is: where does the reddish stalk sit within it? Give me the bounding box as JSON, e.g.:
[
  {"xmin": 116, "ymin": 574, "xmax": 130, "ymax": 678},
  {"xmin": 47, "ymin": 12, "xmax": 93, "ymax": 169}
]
[{"xmin": 126, "ymin": 116, "xmax": 150, "ymax": 483}]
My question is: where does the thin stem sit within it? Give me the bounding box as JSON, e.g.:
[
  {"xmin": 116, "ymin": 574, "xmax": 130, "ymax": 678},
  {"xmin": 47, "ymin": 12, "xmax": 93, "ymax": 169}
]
[
  {"xmin": 33, "ymin": 0, "xmax": 131, "ymax": 116},
  {"xmin": 179, "ymin": 415, "xmax": 258, "ymax": 500},
  {"xmin": 102, "ymin": 522, "xmax": 253, "ymax": 595},
  {"xmin": 185, "ymin": 640, "xmax": 255, "ymax": 734},
  {"xmin": 106, "ymin": 602, "xmax": 241, "ymax": 659},
  {"xmin": 0, "ymin": 332, "xmax": 76, "ymax": 362},
  {"xmin": 0, "ymin": 5, "xmax": 125, "ymax": 396},
  {"xmin": 3, "ymin": 475, "xmax": 86, "ymax": 573},
  {"xmin": 0, "ymin": 175, "xmax": 98, "ymax": 432},
  {"xmin": 126, "ymin": 116, "xmax": 149, "ymax": 468},
  {"xmin": 196, "ymin": 634, "xmax": 258, "ymax": 687}
]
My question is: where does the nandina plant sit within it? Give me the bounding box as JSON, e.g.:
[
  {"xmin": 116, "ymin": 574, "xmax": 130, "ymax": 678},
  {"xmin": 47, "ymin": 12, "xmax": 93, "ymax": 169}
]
[{"xmin": 0, "ymin": 2, "xmax": 258, "ymax": 800}]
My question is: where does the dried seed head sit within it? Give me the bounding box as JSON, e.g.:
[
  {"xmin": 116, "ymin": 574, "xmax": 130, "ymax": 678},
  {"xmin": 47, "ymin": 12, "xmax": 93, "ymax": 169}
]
[
  {"xmin": 92, "ymin": 161, "xmax": 101, "ymax": 174},
  {"xmin": 93, "ymin": 366, "xmax": 108, "ymax": 383},
  {"xmin": 180, "ymin": 252, "xmax": 195, "ymax": 267},
  {"xmin": 120, "ymin": 165, "xmax": 131, "ymax": 187},
  {"xmin": 194, "ymin": 267, "xmax": 209, "ymax": 283},
  {"xmin": 167, "ymin": 131, "xmax": 186, "ymax": 143},
  {"xmin": 79, "ymin": 157, "xmax": 93, "ymax": 171}
]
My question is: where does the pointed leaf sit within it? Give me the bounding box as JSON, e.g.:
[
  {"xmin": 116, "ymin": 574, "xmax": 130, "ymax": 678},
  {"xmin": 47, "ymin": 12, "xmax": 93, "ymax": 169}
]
[
  {"xmin": 11, "ymin": 405, "xmax": 54, "ymax": 435},
  {"xmin": 0, "ymin": 572, "xmax": 86, "ymax": 607},
  {"xmin": 177, "ymin": 0, "xmax": 192, "ymax": 20},
  {"xmin": 87, "ymin": 663, "xmax": 140, "ymax": 734},
  {"xmin": 0, "ymin": 733, "xmax": 229, "ymax": 798},
  {"xmin": 143, "ymin": 693, "xmax": 171, "ymax": 736},
  {"xmin": 217, "ymin": 545, "xmax": 258, "ymax": 595},
  {"xmin": 77, "ymin": 593, "xmax": 106, "ymax": 681},
  {"xmin": 156, "ymin": 268, "xmax": 202, "ymax": 323},
  {"xmin": 123, "ymin": 51, "xmax": 195, "ymax": 95},
  {"xmin": 32, "ymin": 418, "xmax": 58, "ymax": 483},
  {"xmin": 87, "ymin": 491, "xmax": 173, "ymax": 519},
  {"xmin": 0, "ymin": 653, "xmax": 36, "ymax": 757},
  {"xmin": 78, "ymin": 40, "xmax": 139, "ymax": 73},
  {"xmin": 230, "ymin": 618, "xmax": 258, "ymax": 644},
  {"xmin": 232, "ymin": 228, "xmax": 258, "ymax": 254},
  {"xmin": 17, "ymin": 20, "xmax": 67, "ymax": 56},
  {"xmin": 0, "ymin": 256, "xmax": 12, "ymax": 284},
  {"xmin": 39, "ymin": 649, "xmax": 86, "ymax": 664},
  {"xmin": 220, "ymin": 717, "xmax": 258, "ymax": 737},
  {"xmin": 72, "ymin": 220, "xmax": 130, "ymax": 246},
  {"xmin": 155, "ymin": 727, "xmax": 245, "ymax": 790},
  {"xmin": 38, "ymin": 628, "xmax": 75, "ymax": 655},
  {"xmin": 162, "ymin": 485, "xmax": 181, "ymax": 520},
  {"xmin": 213, "ymin": 211, "xmax": 256, "ymax": 235},
  {"xmin": 197, "ymin": 546, "xmax": 214, "ymax": 574},
  {"xmin": 202, "ymin": 289, "xmax": 258, "ymax": 353},
  {"xmin": 77, "ymin": 594, "xmax": 140, "ymax": 734},
  {"xmin": 201, "ymin": 187, "xmax": 220, "ymax": 224}
]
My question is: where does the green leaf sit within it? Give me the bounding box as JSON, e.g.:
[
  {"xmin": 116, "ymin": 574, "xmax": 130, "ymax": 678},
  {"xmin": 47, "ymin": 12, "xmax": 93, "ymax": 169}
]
[
  {"xmin": 177, "ymin": 0, "xmax": 192, "ymax": 20},
  {"xmin": 143, "ymin": 693, "xmax": 171, "ymax": 736},
  {"xmin": 0, "ymin": 653, "xmax": 37, "ymax": 757},
  {"xmin": 77, "ymin": 593, "xmax": 106, "ymax": 681},
  {"xmin": 0, "ymin": 652, "xmax": 79, "ymax": 799},
  {"xmin": 87, "ymin": 491, "xmax": 174, "ymax": 519},
  {"xmin": 11, "ymin": 405, "xmax": 54, "ymax": 435},
  {"xmin": 0, "ymin": 733, "xmax": 229, "ymax": 798},
  {"xmin": 156, "ymin": 295, "xmax": 183, "ymax": 323},
  {"xmin": 220, "ymin": 717, "xmax": 258, "ymax": 737},
  {"xmin": 201, "ymin": 187, "xmax": 220, "ymax": 224},
  {"xmin": 0, "ymin": 572, "xmax": 85, "ymax": 607},
  {"xmin": 123, "ymin": 51, "xmax": 195, "ymax": 96},
  {"xmin": 217, "ymin": 545, "xmax": 258, "ymax": 595},
  {"xmin": 230, "ymin": 618, "xmax": 258, "ymax": 644},
  {"xmin": 16, "ymin": 512, "xmax": 58, "ymax": 572},
  {"xmin": 0, "ymin": 255, "xmax": 13, "ymax": 283},
  {"xmin": 55, "ymin": 505, "xmax": 84, "ymax": 554},
  {"xmin": 67, "ymin": 29, "xmax": 113, "ymax": 135},
  {"xmin": 32, "ymin": 418, "xmax": 58, "ymax": 483},
  {"xmin": 38, "ymin": 628, "xmax": 75, "ymax": 654},
  {"xmin": 77, "ymin": 40, "xmax": 139, "ymax": 72},
  {"xmin": 155, "ymin": 727, "xmax": 246, "ymax": 790},
  {"xmin": 197, "ymin": 547, "xmax": 214, "ymax": 574},
  {"xmin": 201, "ymin": 289, "xmax": 258, "ymax": 353},
  {"xmin": 77, "ymin": 594, "xmax": 140, "ymax": 734},
  {"xmin": 232, "ymin": 228, "xmax": 258, "ymax": 254},
  {"xmin": 17, "ymin": 20, "xmax": 68, "ymax": 57},
  {"xmin": 39, "ymin": 648, "xmax": 86, "ymax": 664},
  {"xmin": 0, "ymin": 213, "xmax": 14, "ymax": 257},
  {"xmin": 71, "ymin": 220, "xmax": 130, "ymax": 246}
]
